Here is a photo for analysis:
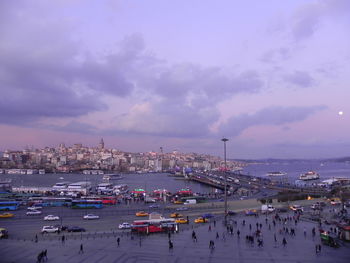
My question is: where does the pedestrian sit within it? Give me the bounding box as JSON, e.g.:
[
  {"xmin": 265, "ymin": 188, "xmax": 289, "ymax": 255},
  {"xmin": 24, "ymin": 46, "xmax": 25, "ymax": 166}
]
[
  {"xmin": 237, "ymin": 229, "xmax": 240, "ymax": 238},
  {"xmin": 216, "ymin": 232, "xmax": 219, "ymax": 239},
  {"xmin": 37, "ymin": 251, "xmax": 43, "ymax": 263},
  {"xmin": 35, "ymin": 234, "xmax": 38, "ymax": 243},
  {"xmin": 79, "ymin": 243, "xmax": 84, "ymax": 254},
  {"xmin": 168, "ymin": 232, "xmax": 171, "ymax": 239},
  {"xmin": 61, "ymin": 235, "xmax": 65, "ymax": 244},
  {"xmin": 43, "ymin": 249, "xmax": 47, "ymax": 261},
  {"xmin": 249, "ymin": 224, "xmax": 252, "ymax": 230},
  {"xmin": 303, "ymin": 228, "xmax": 307, "ymax": 237},
  {"xmin": 214, "ymin": 220, "xmax": 216, "ymax": 227},
  {"xmin": 208, "ymin": 225, "xmax": 212, "ymax": 232},
  {"xmin": 117, "ymin": 237, "xmax": 120, "ymax": 246},
  {"xmin": 169, "ymin": 240, "xmax": 173, "ymax": 250},
  {"xmin": 318, "ymin": 244, "xmax": 322, "ymax": 253},
  {"xmin": 315, "ymin": 244, "xmax": 318, "ymax": 254},
  {"xmin": 282, "ymin": 237, "xmax": 287, "ymax": 247},
  {"xmin": 274, "ymin": 233, "xmax": 277, "ymax": 243}
]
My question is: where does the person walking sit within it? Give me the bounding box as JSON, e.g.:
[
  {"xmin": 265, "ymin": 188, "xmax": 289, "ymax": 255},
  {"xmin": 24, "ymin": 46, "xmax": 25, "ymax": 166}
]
[
  {"xmin": 61, "ymin": 235, "xmax": 65, "ymax": 244},
  {"xmin": 36, "ymin": 251, "xmax": 43, "ymax": 263},
  {"xmin": 216, "ymin": 232, "xmax": 219, "ymax": 239},
  {"xmin": 35, "ymin": 234, "xmax": 38, "ymax": 243},
  {"xmin": 282, "ymin": 237, "xmax": 287, "ymax": 247},
  {"xmin": 237, "ymin": 229, "xmax": 240, "ymax": 238},
  {"xmin": 169, "ymin": 240, "xmax": 173, "ymax": 250},
  {"xmin": 79, "ymin": 243, "xmax": 84, "ymax": 254},
  {"xmin": 208, "ymin": 225, "xmax": 212, "ymax": 232},
  {"xmin": 43, "ymin": 249, "xmax": 47, "ymax": 261},
  {"xmin": 117, "ymin": 237, "xmax": 120, "ymax": 247}
]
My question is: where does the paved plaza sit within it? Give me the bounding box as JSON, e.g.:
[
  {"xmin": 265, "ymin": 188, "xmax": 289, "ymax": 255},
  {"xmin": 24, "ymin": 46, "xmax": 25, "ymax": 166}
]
[{"xmin": 1, "ymin": 211, "xmax": 349, "ymax": 263}]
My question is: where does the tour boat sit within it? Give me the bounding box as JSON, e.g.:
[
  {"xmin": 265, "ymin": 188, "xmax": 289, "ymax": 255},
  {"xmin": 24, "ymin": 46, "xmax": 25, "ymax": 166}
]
[{"xmin": 299, "ymin": 171, "xmax": 320, "ymax": 181}]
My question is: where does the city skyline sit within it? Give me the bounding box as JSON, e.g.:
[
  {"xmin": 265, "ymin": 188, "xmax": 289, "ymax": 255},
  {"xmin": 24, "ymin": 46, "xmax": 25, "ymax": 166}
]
[{"xmin": 0, "ymin": 0, "xmax": 349, "ymax": 158}]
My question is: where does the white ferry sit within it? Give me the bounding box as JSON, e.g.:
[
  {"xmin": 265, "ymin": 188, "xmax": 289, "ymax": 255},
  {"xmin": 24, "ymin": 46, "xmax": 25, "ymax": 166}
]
[
  {"xmin": 299, "ymin": 171, "xmax": 320, "ymax": 181},
  {"xmin": 266, "ymin": 171, "xmax": 287, "ymax": 177},
  {"xmin": 52, "ymin": 181, "xmax": 71, "ymax": 190}
]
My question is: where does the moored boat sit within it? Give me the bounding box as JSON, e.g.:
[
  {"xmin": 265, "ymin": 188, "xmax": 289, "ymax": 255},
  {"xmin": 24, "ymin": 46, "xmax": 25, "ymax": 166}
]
[{"xmin": 266, "ymin": 171, "xmax": 287, "ymax": 176}]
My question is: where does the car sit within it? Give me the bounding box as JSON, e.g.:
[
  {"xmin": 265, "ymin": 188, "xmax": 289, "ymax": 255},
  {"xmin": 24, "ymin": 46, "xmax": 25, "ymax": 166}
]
[
  {"xmin": 194, "ymin": 217, "xmax": 208, "ymax": 223},
  {"xmin": 44, "ymin": 215, "xmax": 60, "ymax": 221},
  {"xmin": 83, "ymin": 214, "xmax": 100, "ymax": 220},
  {"xmin": 26, "ymin": 210, "xmax": 42, "ymax": 216},
  {"xmin": 290, "ymin": 205, "xmax": 304, "ymax": 212},
  {"xmin": 0, "ymin": 212, "xmax": 14, "ymax": 218},
  {"xmin": 175, "ymin": 218, "xmax": 188, "ymax": 224},
  {"xmin": 67, "ymin": 226, "xmax": 86, "ymax": 232},
  {"xmin": 276, "ymin": 208, "xmax": 288, "ymax": 213},
  {"xmin": 136, "ymin": 211, "xmax": 149, "ymax": 217},
  {"xmin": 41, "ymin": 226, "xmax": 59, "ymax": 233},
  {"xmin": 174, "ymin": 200, "xmax": 183, "ymax": 204},
  {"xmin": 0, "ymin": 228, "xmax": 8, "ymax": 239},
  {"xmin": 170, "ymin": 213, "xmax": 183, "ymax": 218},
  {"xmin": 118, "ymin": 222, "xmax": 131, "ymax": 229},
  {"xmin": 245, "ymin": 210, "xmax": 257, "ymax": 216},
  {"xmin": 202, "ymin": 213, "xmax": 214, "ymax": 219},
  {"xmin": 149, "ymin": 204, "xmax": 160, "ymax": 209},
  {"xmin": 227, "ymin": 211, "xmax": 237, "ymax": 216},
  {"xmin": 27, "ymin": 206, "xmax": 42, "ymax": 211},
  {"xmin": 176, "ymin": 207, "xmax": 189, "ymax": 211}
]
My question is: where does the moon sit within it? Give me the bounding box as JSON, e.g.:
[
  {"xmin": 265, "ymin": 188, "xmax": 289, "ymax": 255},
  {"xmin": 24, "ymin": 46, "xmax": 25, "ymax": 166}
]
[{"xmin": 338, "ymin": 111, "xmax": 344, "ymax": 116}]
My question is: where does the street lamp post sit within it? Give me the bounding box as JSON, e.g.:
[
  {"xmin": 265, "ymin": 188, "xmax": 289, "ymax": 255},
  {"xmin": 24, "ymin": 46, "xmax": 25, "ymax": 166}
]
[{"xmin": 221, "ymin": 137, "xmax": 229, "ymax": 225}]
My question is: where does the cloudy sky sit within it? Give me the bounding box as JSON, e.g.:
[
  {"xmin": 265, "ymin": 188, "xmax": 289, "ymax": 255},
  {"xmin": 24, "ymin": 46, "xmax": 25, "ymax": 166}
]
[{"xmin": 0, "ymin": 0, "xmax": 349, "ymax": 158}]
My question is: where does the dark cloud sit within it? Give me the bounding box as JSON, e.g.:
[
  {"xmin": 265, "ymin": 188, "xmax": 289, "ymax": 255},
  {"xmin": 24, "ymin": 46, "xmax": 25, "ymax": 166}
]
[
  {"xmin": 218, "ymin": 105, "xmax": 327, "ymax": 137},
  {"xmin": 284, "ymin": 71, "xmax": 314, "ymax": 88}
]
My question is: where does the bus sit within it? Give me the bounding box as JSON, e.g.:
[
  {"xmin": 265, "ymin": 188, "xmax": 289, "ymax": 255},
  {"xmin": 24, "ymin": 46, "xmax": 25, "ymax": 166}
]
[
  {"xmin": 0, "ymin": 201, "xmax": 19, "ymax": 211},
  {"xmin": 28, "ymin": 197, "xmax": 72, "ymax": 207},
  {"xmin": 131, "ymin": 218, "xmax": 178, "ymax": 234},
  {"xmin": 71, "ymin": 200, "xmax": 103, "ymax": 209}
]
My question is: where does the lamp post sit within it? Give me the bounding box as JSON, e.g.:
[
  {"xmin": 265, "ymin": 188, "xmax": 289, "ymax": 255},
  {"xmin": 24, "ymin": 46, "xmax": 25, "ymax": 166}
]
[{"xmin": 221, "ymin": 137, "xmax": 229, "ymax": 224}]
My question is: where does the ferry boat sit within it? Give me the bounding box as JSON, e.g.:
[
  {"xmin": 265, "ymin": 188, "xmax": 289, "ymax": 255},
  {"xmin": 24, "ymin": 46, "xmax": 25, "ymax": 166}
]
[
  {"xmin": 299, "ymin": 171, "xmax": 320, "ymax": 181},
  {"xmin": 266, "ymin": 171, "xmax": 287, "ymax": 177},
  {"xmin": 103, "ymin": 174, "xmax": 123, "ymax": 181}
]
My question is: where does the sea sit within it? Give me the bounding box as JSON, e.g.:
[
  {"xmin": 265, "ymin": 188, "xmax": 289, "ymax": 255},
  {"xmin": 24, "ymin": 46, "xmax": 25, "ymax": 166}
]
[{"xmin": 1, "ymin": 160, "xmax": 350, "ymax": 194}]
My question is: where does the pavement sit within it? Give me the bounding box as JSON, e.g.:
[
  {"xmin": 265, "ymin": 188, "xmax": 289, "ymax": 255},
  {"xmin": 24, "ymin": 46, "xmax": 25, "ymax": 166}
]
[{"xmin": 1, "ymin": 209, "xmax": 349, "ymax": 263}]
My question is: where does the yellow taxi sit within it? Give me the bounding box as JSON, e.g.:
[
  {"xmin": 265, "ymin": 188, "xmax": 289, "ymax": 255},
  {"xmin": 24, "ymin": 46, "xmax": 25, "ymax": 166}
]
[
  {"xmin": 170, "ymin": 212, "xmax": 183, "ymax": 218},
  {"xmin": 0, "ymin": 213, "xmax": 14, "ymax": 218},
  {"xmin": 135, "ymin": 211, "xmax": 149, "ymax": 217},
  {"xmin": 175, "ymin": 218, "xmax": 188, "ymax": 224},
  {"xmin": 194, "ymin": 217, "xmax": 208, "ymax": 223},
  {"xmin": 174, "ymin": 200, "xmax": 183, "ymax": 204}
]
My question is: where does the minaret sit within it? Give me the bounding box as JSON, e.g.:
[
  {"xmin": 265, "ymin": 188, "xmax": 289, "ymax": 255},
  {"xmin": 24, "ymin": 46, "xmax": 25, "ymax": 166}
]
[{"xmin": 99, "ymin": 138, "xmax": 105, "ymax": 150}]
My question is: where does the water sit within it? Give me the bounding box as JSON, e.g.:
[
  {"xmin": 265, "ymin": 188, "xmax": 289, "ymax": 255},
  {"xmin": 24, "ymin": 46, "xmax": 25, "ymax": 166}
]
[
  {"xmin": 0, "ymin": 173, "xmax": 213, "ymax": 194},
  {"xmin": 243, "ymin": 160, "xmax": 350, "ymax": 182}
]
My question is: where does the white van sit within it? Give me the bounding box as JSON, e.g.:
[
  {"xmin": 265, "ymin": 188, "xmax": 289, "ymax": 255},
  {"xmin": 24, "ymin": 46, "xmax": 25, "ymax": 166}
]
[{"xmin": 261, "ymin": 204, "xmax": 275, "ymax": 213}]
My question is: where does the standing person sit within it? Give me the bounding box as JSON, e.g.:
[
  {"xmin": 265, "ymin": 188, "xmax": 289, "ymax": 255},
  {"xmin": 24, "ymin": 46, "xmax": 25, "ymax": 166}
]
[
  {"xmin": 303, "ymin": 228, "xmax": 307, "ymax": 238},
  {"xmin": 208, "ymin": 225, "xmax": 212, "ymax": 232},
  {"xmin": 61, "ymin": 235, "xmax": 65, "ymax": 244},
  {"xmin": 216, "ymin": 232, "xmax": 219, "ymax": 239},
  {"xmin": 318, "ymin": 244, "xmax": 322, "ymax": 253},
  {"xmin": 79, "ymin": 243, "xmax": 84, "ymax": 254},
  {"xmin": 237, "ymin": 229, "xmax": 240, "ymax": 238},
  {"xmin": 117, "ymin": 237, "xmax": 120, "ymax": 247},
  {"xmin": 169, "ymin": 240, "xmax": 173, "ymax": 250},
  {"xmin": 214, "ymin": 220, "xmax": 216, "ymax": 227},
  {"xmin": 35, "ymin": 234, "xmax": 38, "ymax": 243}
]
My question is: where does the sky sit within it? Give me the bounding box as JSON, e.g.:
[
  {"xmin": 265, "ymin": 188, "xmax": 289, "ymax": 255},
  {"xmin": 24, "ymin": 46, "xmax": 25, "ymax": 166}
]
[{"xmin": 0, "ymin": 0, "xmax": 349, "ymax": 159}]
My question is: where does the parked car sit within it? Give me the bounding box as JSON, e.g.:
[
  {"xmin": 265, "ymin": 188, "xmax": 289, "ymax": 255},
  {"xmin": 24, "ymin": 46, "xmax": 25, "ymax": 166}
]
[
  {"xmin": 41, "ymin": 226, "xmax": 59, "ymax": 233},
  {"xmin": 0, "ymin": 213, "xmax": 14, "ymax": 218},
  {"xmin": 118, "ymin": 222, "xmax": 131, "ymax": 229},
  {"xmin": 83, "ymin": 214, "xmax": 99, "ymax": 220},
  {"xmin": 26, "ymin": 210, "xmax": 42, "ymax": 216},
  {"xmin": 245, "ymin": 210, "xmax": 257, "ymax": 216},
  {"xmin": 44, "ymin": 215, "xmax": 60, "ymax": 221},
  {"xmin": 67, "ymin": 226, "xmax": 86, "ymax": 232}
]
